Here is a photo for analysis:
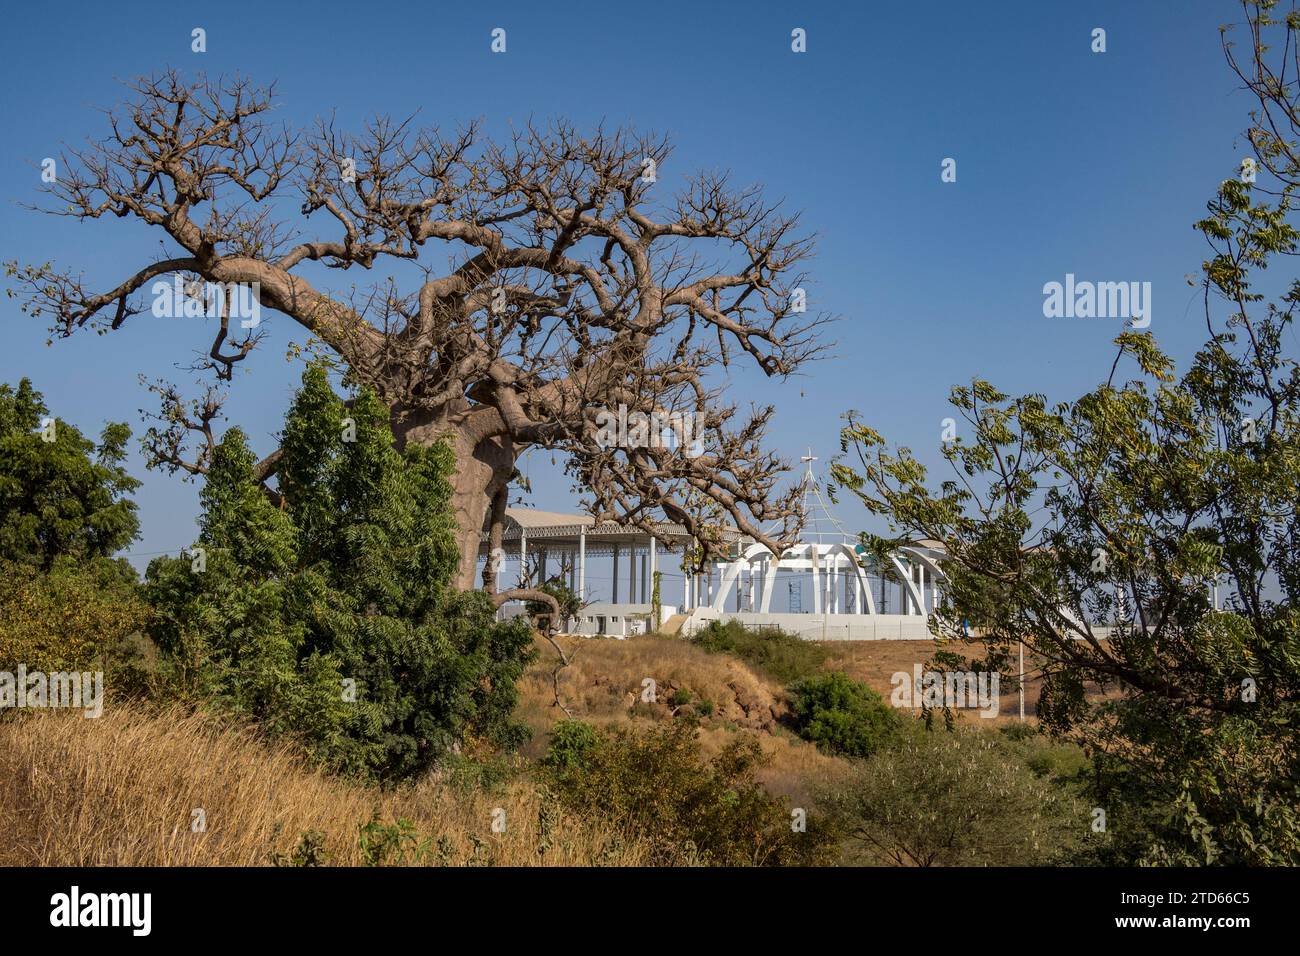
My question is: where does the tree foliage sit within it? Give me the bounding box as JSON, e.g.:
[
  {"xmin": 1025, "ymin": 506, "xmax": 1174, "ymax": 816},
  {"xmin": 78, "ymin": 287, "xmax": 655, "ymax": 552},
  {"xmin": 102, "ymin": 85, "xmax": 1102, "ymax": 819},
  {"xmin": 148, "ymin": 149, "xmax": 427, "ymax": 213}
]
[
  {"xmin": 787, "ymin": 671, "xmax": 900, "ymax": 758},
  {"xmin": 0, "ymin": 378, "xmax": 148, "ymax": 684},
  {"xmin": 0, "ymin": 378, "xmax": 139, "ymax": 569},
  {"xmin": 145, "ymin": 364, "xmax": 536, "ymax": 781},
  {"xmin": 832, "ymin": 2, "xmax": 1300, "ymax": 864}
]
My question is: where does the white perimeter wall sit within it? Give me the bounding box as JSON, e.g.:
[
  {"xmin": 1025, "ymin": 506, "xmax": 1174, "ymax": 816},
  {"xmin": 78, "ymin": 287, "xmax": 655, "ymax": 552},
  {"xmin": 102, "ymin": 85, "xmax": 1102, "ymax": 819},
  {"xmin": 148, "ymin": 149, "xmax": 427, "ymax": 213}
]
[{"xmin": 681, "ymin": 607, "xmax": 938, "ymax": 641}]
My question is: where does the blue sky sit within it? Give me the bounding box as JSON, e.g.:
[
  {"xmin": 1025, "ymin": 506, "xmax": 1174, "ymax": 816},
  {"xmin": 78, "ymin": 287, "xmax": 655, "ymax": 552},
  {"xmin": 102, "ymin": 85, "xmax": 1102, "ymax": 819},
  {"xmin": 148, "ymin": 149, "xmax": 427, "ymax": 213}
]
[{"xmin": 0, "ymin": 0, "xmax": 1255, "ymax": 571}]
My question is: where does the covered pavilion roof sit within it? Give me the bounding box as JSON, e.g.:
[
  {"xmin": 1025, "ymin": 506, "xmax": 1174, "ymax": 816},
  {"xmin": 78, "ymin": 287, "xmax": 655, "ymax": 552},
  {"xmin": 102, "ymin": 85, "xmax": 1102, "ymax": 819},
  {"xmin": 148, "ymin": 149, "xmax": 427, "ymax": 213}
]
[{"xmin": 479, "ymin": 506, "xmax": 744, "ymax": 551}]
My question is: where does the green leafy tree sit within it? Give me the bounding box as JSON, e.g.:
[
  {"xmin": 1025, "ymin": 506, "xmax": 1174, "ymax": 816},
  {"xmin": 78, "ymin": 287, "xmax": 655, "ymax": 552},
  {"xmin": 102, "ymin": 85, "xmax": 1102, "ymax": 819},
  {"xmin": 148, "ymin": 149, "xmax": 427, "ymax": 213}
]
[
  {"xmin": 831, "ymin": 3, "xmax": 1300, "ymax": 864},
  {"xmin": 146, "ymin": 364, "xmax": 536, "ymax": 780},
  {"xmin": 0, "ymin": 378, "xmax": 139, "ymax": 569},
  {"xmin": 0, "ymin": 378, "xmax": 147, "ymax": 681}
]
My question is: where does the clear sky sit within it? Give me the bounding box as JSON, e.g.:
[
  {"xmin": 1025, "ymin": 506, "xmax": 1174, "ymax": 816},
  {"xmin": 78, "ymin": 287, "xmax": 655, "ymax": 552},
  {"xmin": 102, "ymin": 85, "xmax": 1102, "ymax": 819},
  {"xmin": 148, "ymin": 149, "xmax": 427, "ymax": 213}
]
[{"xmin": 0, "ymin": 0, "xmax": 1256, "ymax": 573}]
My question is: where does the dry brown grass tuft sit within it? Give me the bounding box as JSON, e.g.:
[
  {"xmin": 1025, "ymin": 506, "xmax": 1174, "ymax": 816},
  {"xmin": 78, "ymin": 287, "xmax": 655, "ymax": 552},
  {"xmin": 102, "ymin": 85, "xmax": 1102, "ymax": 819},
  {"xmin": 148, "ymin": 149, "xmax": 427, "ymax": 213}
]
[{"xmin": 0, "ymin": 704, "xmax": 649, "ymax": 866}]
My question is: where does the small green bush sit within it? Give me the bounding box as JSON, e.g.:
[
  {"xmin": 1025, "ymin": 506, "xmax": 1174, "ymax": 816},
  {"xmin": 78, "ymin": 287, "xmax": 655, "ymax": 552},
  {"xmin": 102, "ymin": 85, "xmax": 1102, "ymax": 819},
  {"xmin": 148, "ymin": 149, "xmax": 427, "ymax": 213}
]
[
  {"xmin": 0, "ymin": 556, "xmax": 152, "ymax": 683},
  {"xmin": 543, "ymin": 719, "xmax": 602, "ymax": 780},
  {"xmin": 692, "ymin": 619, "xmax": 827, "ymax": 685},
  {"xmin": 994, "ymin": 724, "xmax": 1092, "ymax": 786},
  {"xmin": 270, "ymin": 828, "xmax": 328, "ymax": 867},
  {"xmin": 359, "ymin": 814, "xmax": 432, "ymax": 866},
  {"xmin": 788, "ymin": 671, "xmax": 899, "ymax": 758},
  {"xmin": 541, "ymin": 719, "xmax": 835, "ymax": 866}
]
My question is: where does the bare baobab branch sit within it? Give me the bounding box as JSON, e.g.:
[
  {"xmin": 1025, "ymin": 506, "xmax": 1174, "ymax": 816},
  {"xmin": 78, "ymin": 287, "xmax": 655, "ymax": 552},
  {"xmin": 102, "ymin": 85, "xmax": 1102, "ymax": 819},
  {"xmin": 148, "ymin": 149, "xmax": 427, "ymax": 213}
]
[{"xmin": 6, "ymin": 71, "xmax": 835, "ymax": 588}]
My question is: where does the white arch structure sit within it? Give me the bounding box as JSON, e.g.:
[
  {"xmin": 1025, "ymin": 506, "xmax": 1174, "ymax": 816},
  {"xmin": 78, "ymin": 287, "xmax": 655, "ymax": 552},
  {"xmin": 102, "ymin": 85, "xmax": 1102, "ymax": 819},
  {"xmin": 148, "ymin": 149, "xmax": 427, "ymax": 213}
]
[{"xmin": 710, "ymin": 539, "xmax": 948, "ymax": 619}]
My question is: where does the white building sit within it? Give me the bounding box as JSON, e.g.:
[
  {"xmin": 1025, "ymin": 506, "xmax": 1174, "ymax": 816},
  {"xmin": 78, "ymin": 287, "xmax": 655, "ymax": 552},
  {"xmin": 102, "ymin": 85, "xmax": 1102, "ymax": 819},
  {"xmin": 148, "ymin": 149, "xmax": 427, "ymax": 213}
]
[{"xmin": 481, "ymin": 455, "xmax": 950, "ymax": 641}]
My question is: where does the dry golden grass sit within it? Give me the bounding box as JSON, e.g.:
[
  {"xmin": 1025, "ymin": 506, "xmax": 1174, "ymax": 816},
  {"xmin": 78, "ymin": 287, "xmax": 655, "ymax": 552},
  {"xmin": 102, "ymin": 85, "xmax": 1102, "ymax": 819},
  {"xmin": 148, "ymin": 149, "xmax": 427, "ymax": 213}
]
[{"xmin": 0, "ymin": 704, "xmax": 650, "ymax": 867}]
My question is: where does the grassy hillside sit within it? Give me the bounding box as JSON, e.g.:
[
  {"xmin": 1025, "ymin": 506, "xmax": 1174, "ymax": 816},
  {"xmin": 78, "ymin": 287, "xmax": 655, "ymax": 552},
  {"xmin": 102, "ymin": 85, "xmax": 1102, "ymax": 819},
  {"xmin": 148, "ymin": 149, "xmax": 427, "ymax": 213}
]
[
  {"xmin": 0, "ymin": 628, "xmax": 1092, "ymax": 866},
  {"xmin": 518, "ymin": 632, "xmax": 853, "ymax": 804},
  {"xmin": 0, "ymin": 632, "xmax": 851, "ymax": 865}
]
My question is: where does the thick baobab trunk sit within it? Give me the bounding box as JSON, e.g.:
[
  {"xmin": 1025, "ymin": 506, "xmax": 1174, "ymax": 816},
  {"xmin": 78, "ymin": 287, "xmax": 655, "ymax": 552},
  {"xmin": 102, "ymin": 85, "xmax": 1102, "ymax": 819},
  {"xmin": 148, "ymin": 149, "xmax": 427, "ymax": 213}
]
[
  {"xmin": 446, "ymin": 443, "xmax": 513, "ymax": 591},
  {"xmin": 393, "ymin": 404, "xmax": 518, "ymax": 591}
]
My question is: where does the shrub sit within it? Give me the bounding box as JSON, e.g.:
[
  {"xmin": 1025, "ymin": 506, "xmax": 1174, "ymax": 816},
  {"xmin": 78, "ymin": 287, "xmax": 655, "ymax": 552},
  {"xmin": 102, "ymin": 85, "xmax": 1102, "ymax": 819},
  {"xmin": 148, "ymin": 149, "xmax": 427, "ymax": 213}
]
[
  {"xmin": 541, "ymin": 719, "xmax": 602, "ymax": 780},
  {"xmin": 692, "ymin": 618, "xmax": 827, "ymax": 685},
  {"xmin": 269, "ymin": 829, "xmax": 328, "ymax": 867},
  {"xmin": 822, "ymin": 727, "xmax": 1085, "ymax": 866},
  {"xmin": 787, "ymin": 671, "xmax": 899, "ymax": 758},
  {"xmin": 542, "ymin": 719, "xmax": 835, "ymax": 866},
  {"xmin": 0, "ymin": 556, "xmax": 152, "ymax": 690},
  {"xmin": 994, "ymin": 725, "xmax": 1091, "ymax": 785},
  {"xmin": 358, "ymin": 815, "xmax": 431, "ymax": 866}
]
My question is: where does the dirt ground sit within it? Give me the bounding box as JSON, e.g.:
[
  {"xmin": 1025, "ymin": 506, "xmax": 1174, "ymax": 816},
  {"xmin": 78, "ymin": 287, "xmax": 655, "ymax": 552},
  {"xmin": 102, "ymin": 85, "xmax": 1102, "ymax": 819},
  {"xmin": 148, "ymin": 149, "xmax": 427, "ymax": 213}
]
[{"xmin": 819, "ymin": 639, "xmax": 1047, "ymax": 726}]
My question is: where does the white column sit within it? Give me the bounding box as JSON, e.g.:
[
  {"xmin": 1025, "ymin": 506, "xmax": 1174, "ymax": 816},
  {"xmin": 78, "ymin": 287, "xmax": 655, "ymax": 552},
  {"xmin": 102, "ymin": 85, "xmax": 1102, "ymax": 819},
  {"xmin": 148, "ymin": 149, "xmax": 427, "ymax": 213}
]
[
  {"xmin": 810, "ymin": 548, "xmax": 821, "ymax": 614},
  {"xmin": 612, "ymin": 543, "xmax": 620, "ymax": 603},
  {"xmin": 579, "ymin": 527, "xmax": 587, "ymax": 601}
]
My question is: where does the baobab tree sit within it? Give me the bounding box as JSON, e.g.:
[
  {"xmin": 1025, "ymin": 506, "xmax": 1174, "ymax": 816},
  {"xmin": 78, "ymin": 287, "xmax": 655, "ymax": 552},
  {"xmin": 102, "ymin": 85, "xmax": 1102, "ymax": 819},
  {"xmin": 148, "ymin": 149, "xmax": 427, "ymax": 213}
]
[{"xmin": 8, "ymin": 72, "xmax": 831, "ymax": 592}]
